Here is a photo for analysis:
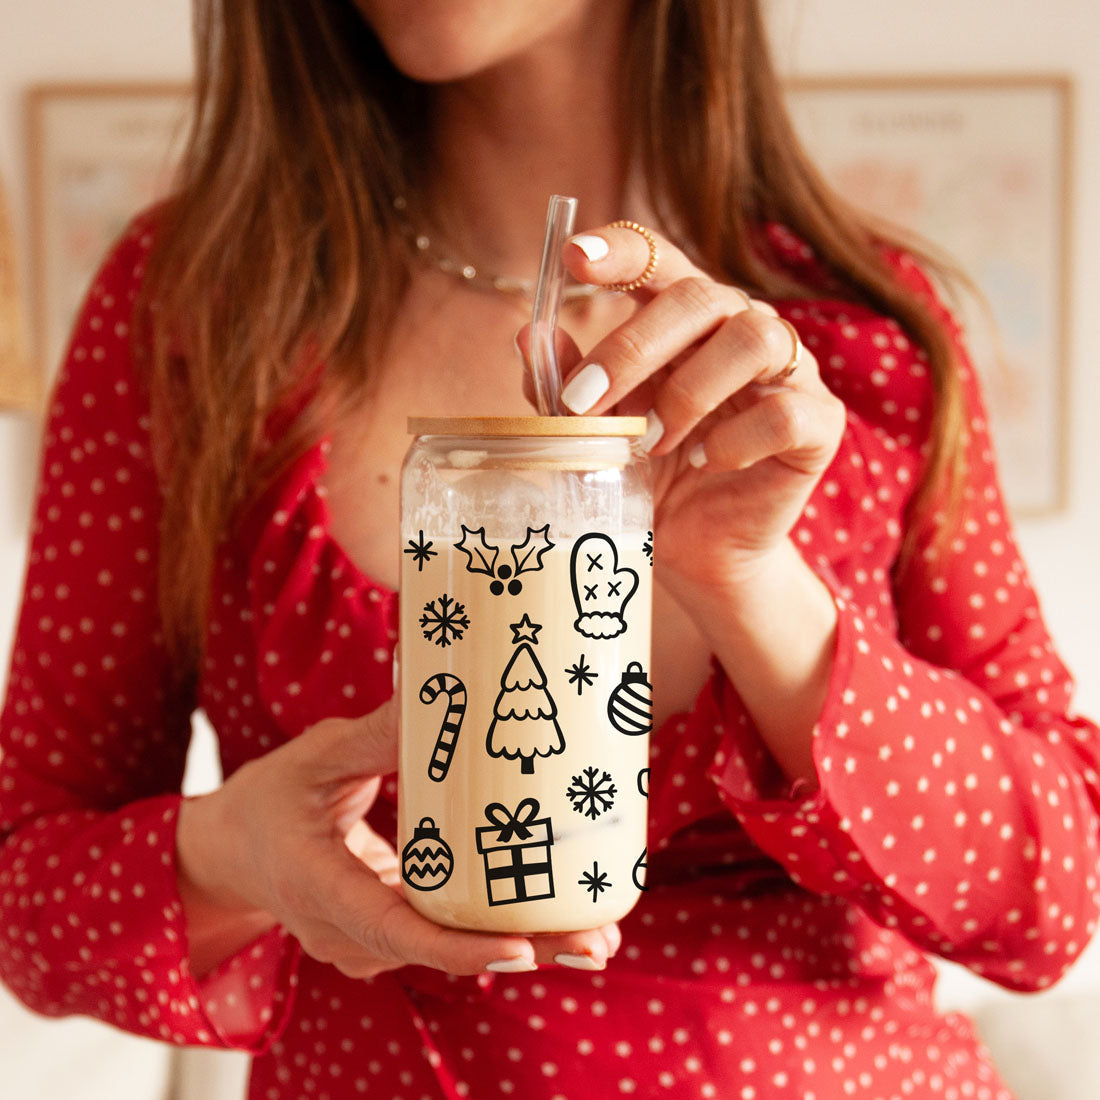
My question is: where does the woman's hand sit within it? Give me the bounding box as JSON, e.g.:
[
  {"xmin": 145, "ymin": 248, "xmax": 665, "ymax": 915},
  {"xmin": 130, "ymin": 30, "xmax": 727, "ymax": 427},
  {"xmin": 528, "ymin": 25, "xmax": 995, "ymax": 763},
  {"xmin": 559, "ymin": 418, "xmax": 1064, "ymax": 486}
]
[
  {"xmin": 519, "ymin": 224, "xmax": 847, "ymax": 783},
  {"xmin": 177, "ymin": 701, "xmax": 620, "ymax": 979},
  {"xmin": 527, "ymin": 223, "xmax": 846, "ymax": 596}
]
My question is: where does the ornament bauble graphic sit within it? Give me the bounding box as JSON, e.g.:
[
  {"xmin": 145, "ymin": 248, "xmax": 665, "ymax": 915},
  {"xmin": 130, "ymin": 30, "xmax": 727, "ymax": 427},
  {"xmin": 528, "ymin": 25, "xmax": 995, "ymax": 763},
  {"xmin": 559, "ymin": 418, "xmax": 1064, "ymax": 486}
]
[
  {"xmin": 608, "ymin": 661, "xmax": 653, "ymax": 736},
  {"xmin": 401, "ymin": 818, "xmax": 454, "ymax": 892}
]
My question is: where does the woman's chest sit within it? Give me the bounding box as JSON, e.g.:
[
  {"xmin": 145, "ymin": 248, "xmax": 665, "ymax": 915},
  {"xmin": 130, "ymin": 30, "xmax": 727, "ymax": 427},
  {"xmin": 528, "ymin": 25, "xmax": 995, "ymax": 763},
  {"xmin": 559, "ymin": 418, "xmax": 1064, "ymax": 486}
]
[
  {"xmin": 321, "ymin": 277, "xmax": 636, "ymax": 589},
  {"xmin": 321, "ymin": 351, "xmax": 529, "ymax": 593}
]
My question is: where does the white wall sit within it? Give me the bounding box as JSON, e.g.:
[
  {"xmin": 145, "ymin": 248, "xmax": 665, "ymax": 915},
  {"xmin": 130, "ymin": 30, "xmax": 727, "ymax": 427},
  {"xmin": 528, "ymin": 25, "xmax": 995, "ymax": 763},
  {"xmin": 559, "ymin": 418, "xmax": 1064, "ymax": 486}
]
[
  {"xmin": 0, "ymin": 3, "xmax": 194, "ymax": 1098},
  {"xmin": 0, "ymin": 1, "xmax": 1097, "ymax": 1098},
  {"xmin": 0, "ymin": 0, "xmax": 193, "ymax": 692}
]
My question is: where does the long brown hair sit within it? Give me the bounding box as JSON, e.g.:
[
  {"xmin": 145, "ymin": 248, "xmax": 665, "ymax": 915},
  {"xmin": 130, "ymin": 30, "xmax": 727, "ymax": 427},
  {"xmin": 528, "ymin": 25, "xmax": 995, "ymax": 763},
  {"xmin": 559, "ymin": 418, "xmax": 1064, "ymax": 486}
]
[{"xmin": 142, "ymin": 0, "xmax": 964, "ymax": 665}]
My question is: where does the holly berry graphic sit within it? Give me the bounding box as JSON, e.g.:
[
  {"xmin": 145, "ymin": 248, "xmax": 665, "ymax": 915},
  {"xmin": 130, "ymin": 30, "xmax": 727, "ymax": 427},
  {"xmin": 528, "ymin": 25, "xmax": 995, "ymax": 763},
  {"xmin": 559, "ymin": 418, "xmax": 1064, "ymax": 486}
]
[{"xmin": 455, "ymin": 524, "xmax": 554, "ymax": 597}]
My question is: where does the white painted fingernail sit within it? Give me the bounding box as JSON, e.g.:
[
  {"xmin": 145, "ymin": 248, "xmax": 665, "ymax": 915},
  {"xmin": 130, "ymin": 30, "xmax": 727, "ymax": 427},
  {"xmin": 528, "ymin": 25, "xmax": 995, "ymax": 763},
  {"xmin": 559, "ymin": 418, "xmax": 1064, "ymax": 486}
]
[
  {"xmin": 554, "ymin": 953, "xmax": 606, "ymax": 971},
  {"xmin": 570, "ymin": 234, "xmax": 610, "ymax": 262},
  {"xmin": 638, "ymin": 409, "xmax": 664, "ymax": 453},
  {"xmin": 688, "ymin": 442, "xmax": 708, "ymax": 468},
  {"xmin": 486, "ymin": 957, "xmax": 538, "ymax": 973},
  {"xmin": 560, "ymin": 362, "xmax": 610, "ymax": 413}
]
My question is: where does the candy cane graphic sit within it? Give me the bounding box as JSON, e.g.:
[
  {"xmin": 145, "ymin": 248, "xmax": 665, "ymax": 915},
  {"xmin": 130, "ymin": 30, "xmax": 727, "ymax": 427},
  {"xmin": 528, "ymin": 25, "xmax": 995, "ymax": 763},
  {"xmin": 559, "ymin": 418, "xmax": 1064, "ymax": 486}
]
[{"xmin": 420, "ymin": 673, "xmax": 467, "ymax": 783}]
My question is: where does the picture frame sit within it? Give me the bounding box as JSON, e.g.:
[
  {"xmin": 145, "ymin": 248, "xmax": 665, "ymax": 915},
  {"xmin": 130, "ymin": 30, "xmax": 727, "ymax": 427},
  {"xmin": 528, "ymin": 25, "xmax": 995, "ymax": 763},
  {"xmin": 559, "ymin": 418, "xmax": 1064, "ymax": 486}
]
[
  {"xmin": 0, "ymin": 179, "xmax": 36, "ymax": 410},
  {"xmin": 786, "ymin": 74, "xmax": 1074, "ymax": 516},
  {"xmin": 25, "ymin": 82, "xmax": 191, "ymax": 384}
]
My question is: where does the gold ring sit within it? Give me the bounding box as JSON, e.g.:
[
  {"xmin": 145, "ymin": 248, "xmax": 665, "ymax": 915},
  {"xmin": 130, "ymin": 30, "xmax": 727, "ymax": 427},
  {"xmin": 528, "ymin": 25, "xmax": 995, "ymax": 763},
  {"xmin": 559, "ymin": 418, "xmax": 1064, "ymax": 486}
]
[
  {"xmin": 773, "ymin": 318, "xmax": 802, "ymax": 382},
  {"xmin": 607, "ymin": 219, "xmax": 659, "ymax": 292}
]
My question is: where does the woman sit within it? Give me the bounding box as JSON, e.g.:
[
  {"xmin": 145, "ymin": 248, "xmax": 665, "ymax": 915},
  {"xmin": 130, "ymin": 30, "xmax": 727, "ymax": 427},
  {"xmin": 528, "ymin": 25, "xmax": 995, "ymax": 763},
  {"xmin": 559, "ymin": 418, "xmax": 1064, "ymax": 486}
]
[{"xmin": 2, "ymin": 1, "xmax": 1096, "ymax": 1097}]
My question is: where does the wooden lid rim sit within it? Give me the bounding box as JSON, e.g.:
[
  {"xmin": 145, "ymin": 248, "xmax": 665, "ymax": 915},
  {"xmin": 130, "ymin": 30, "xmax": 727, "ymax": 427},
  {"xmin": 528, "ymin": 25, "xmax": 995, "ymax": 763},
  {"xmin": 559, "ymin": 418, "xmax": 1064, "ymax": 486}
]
[{"xmin": 407, "ymin": 415, "xmax": 647, "ymax": 437}]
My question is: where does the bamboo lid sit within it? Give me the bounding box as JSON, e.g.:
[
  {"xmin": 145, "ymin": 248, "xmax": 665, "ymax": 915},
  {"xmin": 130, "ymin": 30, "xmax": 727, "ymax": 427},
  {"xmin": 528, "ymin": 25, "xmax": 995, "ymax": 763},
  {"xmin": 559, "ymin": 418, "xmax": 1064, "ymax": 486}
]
[{"xmin": 407, "ymin": 415, "xmax": 647, "ymax": 437}]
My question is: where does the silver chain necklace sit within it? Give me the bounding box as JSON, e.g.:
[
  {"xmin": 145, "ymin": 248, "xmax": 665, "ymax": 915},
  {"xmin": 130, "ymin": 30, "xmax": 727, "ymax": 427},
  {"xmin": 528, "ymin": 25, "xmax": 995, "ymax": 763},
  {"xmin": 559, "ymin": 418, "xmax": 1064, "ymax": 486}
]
[{"xmin": 394, "ymin": 196, "xmax": 607, "ymax": 303}]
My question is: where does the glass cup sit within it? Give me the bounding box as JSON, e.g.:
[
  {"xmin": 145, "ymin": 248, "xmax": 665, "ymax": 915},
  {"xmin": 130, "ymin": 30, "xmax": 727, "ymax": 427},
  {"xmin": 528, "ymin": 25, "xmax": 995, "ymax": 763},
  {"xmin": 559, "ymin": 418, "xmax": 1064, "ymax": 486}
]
[{"xmin": 397, "ymin": 416, "xmax": 653, "ymax": 932}]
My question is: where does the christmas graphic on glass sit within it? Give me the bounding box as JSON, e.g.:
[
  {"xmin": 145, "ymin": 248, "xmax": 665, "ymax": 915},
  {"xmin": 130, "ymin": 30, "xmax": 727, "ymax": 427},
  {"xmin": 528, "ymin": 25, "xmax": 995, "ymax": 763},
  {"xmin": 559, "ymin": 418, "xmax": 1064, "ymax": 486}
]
[{"xmin": 398, "ymin": 417, "xmax": 652, "ymax": 933}]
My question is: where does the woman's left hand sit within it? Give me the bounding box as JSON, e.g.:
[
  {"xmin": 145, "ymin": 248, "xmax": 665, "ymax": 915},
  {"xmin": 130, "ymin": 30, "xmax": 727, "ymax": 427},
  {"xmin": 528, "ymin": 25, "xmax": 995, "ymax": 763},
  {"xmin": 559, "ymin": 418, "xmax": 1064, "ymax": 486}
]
[{"xmin": 522, "ymin": 224, "xmax": 846, "ymax": 596}]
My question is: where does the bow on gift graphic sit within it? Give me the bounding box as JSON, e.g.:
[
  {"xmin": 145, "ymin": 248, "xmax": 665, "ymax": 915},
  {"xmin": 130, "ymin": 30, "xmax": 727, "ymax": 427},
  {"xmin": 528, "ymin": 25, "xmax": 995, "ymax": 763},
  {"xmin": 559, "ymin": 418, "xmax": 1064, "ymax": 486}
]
[
  {"xmin": 455, "ymin": 524, "xmax": 555, "ymax": 596},
  {"xmin": 483, "ymin": 798, "xmax": 541, "ymax": 841}
]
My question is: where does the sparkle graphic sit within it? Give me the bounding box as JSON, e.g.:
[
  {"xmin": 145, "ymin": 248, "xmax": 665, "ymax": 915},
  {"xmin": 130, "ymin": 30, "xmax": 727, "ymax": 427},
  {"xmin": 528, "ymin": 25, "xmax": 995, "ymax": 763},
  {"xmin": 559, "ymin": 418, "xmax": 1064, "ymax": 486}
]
[
  {"xmin": 643, "ymin": 530, "xmax": 654, "ymax": 566},
  {"xmin": 419, "ymin": 593, "xmax": 470, "ymax": 647},
  {"xmin": 579, "ymin": 861, "xmax": 611, "ymax": 902},
  {"xmin": 404, "ymin": 530, "xmax": 438, "ymax": 572},
  {"xmin": 564, "ymin": 655, "xmax": 597, "ymax": 695},
  {"xmin": 566, "ymin": 766, "xmax": 617, "ymax": 819}
]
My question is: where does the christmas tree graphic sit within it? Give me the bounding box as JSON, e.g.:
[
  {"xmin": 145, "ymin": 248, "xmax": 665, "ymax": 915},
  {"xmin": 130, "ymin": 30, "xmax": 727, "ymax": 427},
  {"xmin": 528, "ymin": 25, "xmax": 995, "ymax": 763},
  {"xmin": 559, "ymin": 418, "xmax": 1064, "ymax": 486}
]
[{"xmin": 486, "ymin": 615, "xmax": 565, "ymax": 774}]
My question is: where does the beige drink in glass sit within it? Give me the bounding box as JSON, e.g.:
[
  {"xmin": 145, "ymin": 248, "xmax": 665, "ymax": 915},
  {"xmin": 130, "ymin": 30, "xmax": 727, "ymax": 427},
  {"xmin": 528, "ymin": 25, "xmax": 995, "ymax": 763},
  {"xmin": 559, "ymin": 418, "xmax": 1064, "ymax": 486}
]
[{"xmin": 398, "ymin": 417, "xmax": 652, "ymax": 933}]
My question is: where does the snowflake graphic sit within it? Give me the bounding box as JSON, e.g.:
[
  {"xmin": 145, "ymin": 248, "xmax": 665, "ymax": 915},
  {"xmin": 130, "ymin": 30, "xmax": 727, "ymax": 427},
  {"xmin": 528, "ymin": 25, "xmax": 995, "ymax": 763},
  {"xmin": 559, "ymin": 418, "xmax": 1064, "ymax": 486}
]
[
  {"xmin": 579, "ymin": 861, "xmax": 611, "ymax": 902},
  {"xmin": 404, "ymin": 530, "xmax": 438, "ymax": 572},
  {"xmin": 419, "ymin": 593, "xmax": 470, "ymax": 647},
  {"xmin": 566, "ymin": 766, "xmax": 617, "ymax": 819},
  {"xmin": 643, "ymin": 530, "xmax": 654, "ymax": 566},
  {"xmin": 564, "ymin": 654, "xmax": 597, "ymax": 695}
]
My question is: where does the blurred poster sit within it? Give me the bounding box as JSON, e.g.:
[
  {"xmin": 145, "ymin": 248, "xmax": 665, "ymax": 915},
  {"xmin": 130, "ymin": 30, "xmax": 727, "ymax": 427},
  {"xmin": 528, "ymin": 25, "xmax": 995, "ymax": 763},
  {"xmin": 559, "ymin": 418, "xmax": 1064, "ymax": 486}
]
[
  {"xmin": 26, "ymin": 83, "xmax": 190, "ymax": 380},
  {"xmin": 788, "ymin": 76, "xmax": 1072, "ymax": 515}
]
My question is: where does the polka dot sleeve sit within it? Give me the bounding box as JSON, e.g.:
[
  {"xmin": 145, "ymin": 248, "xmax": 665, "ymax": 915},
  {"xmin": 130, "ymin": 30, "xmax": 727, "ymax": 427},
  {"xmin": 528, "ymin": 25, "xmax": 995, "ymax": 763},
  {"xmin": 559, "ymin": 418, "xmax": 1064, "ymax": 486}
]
[
  {"xmin": 0, "ymin": 220, "xmax": 295, "ymax": 1050},
  {"xmin": 707, "ymin": 286, "xmax": 1100, "ymax": 993}
]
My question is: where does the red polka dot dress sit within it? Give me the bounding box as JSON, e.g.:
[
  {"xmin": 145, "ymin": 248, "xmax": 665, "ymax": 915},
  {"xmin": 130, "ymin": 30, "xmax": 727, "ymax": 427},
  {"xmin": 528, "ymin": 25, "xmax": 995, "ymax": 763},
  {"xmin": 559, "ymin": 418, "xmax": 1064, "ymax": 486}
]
[{"xmin": 2, "ymin": 219, "xmax": 1098, "ymax": 1100}]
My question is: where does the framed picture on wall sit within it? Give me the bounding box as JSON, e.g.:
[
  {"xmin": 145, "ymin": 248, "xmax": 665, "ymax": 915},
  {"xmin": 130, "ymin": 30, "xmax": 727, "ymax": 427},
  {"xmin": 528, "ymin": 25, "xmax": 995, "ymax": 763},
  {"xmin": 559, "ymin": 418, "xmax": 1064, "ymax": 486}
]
[
  {"xmin": 25, "ymin": 82, "xmax": 191, "ymax": 382},
  {"xmin": 0, "ymin": 177, "xmax": 36, "ymax": 410},
  {"xmin": 786, "ymin": 74, "xmax": 1073, "ymax": 516}
]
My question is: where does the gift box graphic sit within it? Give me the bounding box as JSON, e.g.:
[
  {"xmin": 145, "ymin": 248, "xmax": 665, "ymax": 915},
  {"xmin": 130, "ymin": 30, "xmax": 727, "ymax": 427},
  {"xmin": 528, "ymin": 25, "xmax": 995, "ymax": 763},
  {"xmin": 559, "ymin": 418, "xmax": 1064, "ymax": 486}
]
[{"xmin": 476, "ymin": 798, "xmax": 556, "ymax": 906}]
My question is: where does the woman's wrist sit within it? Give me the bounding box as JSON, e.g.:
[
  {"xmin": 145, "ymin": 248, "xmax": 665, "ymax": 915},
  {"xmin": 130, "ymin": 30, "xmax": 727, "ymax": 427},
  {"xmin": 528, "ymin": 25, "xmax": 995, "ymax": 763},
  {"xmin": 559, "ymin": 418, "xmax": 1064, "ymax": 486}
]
[
  {"xmin": 177, "ymin": 791, "xmax": 278, "ymax": 977},
  {"xmin": 668, "ymin": 539, "xmax": 838, "ymax": 785},
  {"xmin": 667, "ymin": 539, "xmax": 832, "ymax": 634}
]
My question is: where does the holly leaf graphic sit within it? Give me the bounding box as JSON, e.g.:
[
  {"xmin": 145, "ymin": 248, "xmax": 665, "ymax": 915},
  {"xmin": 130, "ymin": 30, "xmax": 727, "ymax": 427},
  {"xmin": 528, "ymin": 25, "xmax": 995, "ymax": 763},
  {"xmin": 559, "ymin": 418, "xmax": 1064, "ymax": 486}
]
[
  {"xmin": 511, "ymin": 524, "xmax": 555, "ymax": 577},
  {"xmin": 455, "ymin": 525, "xmax": 499, "ymax": 577}
]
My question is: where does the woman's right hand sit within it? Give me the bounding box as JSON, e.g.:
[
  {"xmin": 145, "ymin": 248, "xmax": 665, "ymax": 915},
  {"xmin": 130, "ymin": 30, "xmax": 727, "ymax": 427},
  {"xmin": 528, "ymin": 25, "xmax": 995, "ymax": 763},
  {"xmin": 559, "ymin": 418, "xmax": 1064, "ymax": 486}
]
[{"xmin": 177, "ymin": 700, "xmax": 620, "ymax": 979}]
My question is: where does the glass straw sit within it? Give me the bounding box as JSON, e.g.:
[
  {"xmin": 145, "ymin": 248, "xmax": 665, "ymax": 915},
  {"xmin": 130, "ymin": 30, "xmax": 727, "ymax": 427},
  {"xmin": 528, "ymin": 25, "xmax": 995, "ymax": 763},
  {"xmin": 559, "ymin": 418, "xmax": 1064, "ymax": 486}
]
[{"xmin": 529, "ymin": 194, "xmax": 578, "ymax": 416}]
